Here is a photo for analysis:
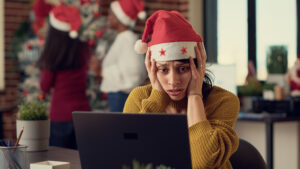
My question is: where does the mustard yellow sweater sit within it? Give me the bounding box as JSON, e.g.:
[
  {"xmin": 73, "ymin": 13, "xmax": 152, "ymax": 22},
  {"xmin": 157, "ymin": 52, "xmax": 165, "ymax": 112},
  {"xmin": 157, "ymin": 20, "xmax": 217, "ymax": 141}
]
[{"xmin": 123, "ymin": 84, "xmax": 240, "ymax": 169}]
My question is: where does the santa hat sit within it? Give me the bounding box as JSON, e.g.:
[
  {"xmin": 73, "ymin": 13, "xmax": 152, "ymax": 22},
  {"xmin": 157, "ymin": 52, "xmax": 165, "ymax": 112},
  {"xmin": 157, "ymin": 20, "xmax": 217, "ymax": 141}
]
[
  {"xmin": 49, "ymin": 3, "xmax": 82, "ymax": 39},
  {"xmin": 135, "ymin": 10, "xmax": 203, "ymax": 61},
  {"xmin": 110, "ymin": 0, "xmax": 146, "ymax": 28},
  {"xmin": 32, "ymin": 0, "xmax": 54, "ymax": 34}
]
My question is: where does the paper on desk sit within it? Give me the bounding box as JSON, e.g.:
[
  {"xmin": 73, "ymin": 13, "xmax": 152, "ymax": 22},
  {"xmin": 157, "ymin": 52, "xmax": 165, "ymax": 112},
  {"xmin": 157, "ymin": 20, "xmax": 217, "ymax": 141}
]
[{"xmin": 30, "ymin": 161, "xmax": 70, "ymax": 169}]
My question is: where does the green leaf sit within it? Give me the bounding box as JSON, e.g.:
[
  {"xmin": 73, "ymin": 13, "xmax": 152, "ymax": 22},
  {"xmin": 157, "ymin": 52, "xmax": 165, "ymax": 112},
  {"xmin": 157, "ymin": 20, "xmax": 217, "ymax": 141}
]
[{"xmin": 18, "ymin": 99, "xmax": 49, "ymax": 120}]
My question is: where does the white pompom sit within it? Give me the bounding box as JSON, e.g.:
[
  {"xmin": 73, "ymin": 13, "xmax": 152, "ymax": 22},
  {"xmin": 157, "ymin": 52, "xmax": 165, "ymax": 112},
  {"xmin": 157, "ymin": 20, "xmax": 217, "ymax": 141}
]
[
  {"xmin": 134, "ymin": 39, "xmax": 147, "ymax": 54},
  {"xmin": 69, "ymin": 31, "xmax": 78, "ymax": 39},
  {"xmin": 138, "ymin": 11, "xmax": 147, "ymax": 20}
]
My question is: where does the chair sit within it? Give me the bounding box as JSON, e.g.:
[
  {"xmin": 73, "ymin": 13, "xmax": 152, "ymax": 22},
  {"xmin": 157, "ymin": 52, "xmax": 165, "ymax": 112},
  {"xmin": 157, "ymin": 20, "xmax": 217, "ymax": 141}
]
[{"xmin": 230, "ymin": 138, "xmax": 267, "ymax": 169}]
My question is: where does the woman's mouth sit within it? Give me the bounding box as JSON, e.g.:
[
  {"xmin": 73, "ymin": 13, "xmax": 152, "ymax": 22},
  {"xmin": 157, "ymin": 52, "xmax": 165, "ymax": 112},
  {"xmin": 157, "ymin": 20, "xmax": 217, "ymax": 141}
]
[{"xmin": 167, "ymin": 89, "xmax": 184, "ymax": 96}]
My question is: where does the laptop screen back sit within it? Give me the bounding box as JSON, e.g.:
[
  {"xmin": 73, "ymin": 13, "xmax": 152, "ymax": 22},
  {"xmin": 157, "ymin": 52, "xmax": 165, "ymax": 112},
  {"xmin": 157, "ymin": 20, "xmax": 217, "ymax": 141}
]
[{"xmin": 73, "ymin": 112, "xmax": 192, "ymax": 169}]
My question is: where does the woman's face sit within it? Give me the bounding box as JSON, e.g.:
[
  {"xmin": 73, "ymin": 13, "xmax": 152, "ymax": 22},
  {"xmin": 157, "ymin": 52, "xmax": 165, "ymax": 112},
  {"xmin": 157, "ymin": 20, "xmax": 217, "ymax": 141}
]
[
  {"xmin": 156, "ymin": 60, "xmax": 191, "ymax": 101},
  {"xmin": 108, "ymin": 10, "xmax": 120, "ymax": 29}
]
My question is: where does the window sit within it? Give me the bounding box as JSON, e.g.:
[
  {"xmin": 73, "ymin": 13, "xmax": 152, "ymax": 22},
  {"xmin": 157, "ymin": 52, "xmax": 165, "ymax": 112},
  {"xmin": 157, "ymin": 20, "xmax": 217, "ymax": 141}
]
[
  {"xmin": 217, "ymin": 0, "xmax": 248, "ymax": 85},
  {"xmin": 256, "ymin": 0, "xmax": 297, "ymax": 80},
  {"xmin": 217, "ymin": 0, "xmax": 297, "ymax": 84}
]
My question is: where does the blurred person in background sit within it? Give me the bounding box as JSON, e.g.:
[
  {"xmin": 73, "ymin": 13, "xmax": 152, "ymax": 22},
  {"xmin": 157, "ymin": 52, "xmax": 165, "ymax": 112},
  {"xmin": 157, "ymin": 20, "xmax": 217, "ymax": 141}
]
[
  {"xmin": 37, "ymin": 3, "xmax": 91, "ymax": 149},
  {"xmin": 90, "ymin": 0, "xmax": 147, "ymax": 112}
]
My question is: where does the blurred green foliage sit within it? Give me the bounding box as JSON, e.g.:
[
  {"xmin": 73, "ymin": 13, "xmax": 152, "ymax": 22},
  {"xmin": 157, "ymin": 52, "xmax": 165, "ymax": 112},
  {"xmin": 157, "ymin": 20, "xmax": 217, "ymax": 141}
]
[
  {"xmin": 238, "ymin": 80, "xmax": 263, "ymax": 96},
  {"xmin": 122, "ymin": 159, "xmax": 172, "ymax": 169},
  {"xmin": 267, "ymin": 45, "xmax": 288, "ymax": 74},
  {"xmin": 18, "ymin": 99, "xmax": 48, "ymax": 120}
]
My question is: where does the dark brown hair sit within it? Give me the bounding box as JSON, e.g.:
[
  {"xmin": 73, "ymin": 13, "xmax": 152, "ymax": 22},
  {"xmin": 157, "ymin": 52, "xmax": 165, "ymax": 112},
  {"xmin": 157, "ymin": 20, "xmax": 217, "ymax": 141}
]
[{"xmin": 37, "ymin": 26, "xmax": 83, "ymax": 71}]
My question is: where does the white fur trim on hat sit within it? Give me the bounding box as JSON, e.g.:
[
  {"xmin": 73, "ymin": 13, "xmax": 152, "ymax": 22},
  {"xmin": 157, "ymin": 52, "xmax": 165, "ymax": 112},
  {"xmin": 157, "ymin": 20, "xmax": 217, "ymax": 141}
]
[
  {"xmin": 49, "ymin": 12, "xmax": 70, "ymax": 32},
  {"xmin": 135, "ymin": 39, "xmax": 147, "ymax": 54},
  {"xmin": 111, "ymin": 1, "xmax": 136, "ymax": 28},
  {"xmin": 138, "ymin": 11, "xmax": 147, "ymax": 20},
  {"xmin": 150, "ymin": 41, "xmax": 197, "ymax": 62},
  {"xmin": 69, "ymin": 31, "xmax": 78, "ymax": 39}
]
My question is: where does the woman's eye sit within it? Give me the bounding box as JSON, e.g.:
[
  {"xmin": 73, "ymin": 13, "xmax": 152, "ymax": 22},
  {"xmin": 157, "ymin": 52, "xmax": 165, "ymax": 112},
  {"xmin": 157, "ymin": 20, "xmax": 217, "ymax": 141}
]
[
  {"xmin": 158, "ymin": 68, "xmax": 168, "ymax": 73},
  {"xmin": 179, "ymin": 66, "xmax": 190, "ymax": 72}
]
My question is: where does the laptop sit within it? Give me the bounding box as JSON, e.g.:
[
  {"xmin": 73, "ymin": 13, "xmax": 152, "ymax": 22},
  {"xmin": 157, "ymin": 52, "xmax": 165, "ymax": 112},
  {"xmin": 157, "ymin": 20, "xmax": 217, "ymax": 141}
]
[{"xmin": 73, "ymin": 112, "xmax": 192, "ymax": 169}]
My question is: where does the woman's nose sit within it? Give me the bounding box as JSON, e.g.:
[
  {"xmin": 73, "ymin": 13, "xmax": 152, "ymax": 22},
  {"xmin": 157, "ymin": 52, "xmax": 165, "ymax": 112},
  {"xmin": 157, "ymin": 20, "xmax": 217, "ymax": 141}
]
[{"xmin": 168, "ymin": 71, "xmax": 180, "ymax": 86}]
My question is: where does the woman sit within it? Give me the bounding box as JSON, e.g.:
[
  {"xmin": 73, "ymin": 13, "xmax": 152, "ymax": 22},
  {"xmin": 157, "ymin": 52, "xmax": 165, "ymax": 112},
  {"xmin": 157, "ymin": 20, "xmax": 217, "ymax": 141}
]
[
  {"xmin": 37, "ymin": 3, "xmax": 91, "ymax": 149},
  {"xmin": 98, "ymin": 0, "xmax": 147, "ymax": 112},
  {"xmin": 124, "ymin": 10, "xmax": 239, "ymax": 169}
]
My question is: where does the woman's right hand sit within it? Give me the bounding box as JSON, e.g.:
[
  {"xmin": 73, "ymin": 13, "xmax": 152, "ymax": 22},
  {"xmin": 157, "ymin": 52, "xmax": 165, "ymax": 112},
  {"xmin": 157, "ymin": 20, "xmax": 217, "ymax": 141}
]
[{"xmin": 145, "ymin": 48, "xmax": 163, "ymax": 91}]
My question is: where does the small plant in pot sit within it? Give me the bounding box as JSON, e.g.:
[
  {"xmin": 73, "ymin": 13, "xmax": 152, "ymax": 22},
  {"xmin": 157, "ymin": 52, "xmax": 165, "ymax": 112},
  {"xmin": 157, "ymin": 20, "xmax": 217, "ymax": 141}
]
[
  {"xmin": 16, "ymin": 99, "xmax": 50, "ymax": 151},
  {"xmin": 266, "ymin": 45, "xmax": 289, "ymax": 97}
]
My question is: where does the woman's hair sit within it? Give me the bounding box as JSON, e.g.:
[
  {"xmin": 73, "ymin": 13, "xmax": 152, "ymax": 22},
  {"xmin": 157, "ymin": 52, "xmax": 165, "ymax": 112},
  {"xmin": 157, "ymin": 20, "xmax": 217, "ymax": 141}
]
[
  {"xmin": 37, "ymin": 26, "xmax": 82, "ymax": 71},
  {"xmin": 177, "ymin": 58, "xmax": 213, "ymax": 100}
]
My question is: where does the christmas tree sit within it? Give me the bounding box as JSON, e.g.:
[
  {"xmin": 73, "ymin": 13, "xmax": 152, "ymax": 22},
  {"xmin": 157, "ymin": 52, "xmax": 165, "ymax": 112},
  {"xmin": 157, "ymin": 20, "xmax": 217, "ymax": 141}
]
[{"xmin": 12, "ymin": 0, "xmax": 115, "ymax": 110}]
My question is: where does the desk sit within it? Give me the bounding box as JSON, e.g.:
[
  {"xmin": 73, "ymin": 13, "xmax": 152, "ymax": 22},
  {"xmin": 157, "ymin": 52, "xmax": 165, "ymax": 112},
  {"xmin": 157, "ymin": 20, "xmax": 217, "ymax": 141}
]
[
  {"xmin": 238, "ymin": 112, "xmax": 300, "ymax": 169},
  {"xmin": 28, "ymin": 146, "xmax": 81, "ymax": 169}
]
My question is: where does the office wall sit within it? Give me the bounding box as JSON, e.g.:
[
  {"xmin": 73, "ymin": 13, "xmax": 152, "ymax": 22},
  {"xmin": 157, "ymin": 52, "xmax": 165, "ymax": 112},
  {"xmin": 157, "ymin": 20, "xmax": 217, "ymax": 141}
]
[
  {"xmin": 0, "ymin": 0, "xmax": 3, "ymax": 91},
  {"xmin": 188, "ymin": 0, "xmax": 203, "ymax": 36},
  {"xmin": 1, "ymin": 0, "xmax": 30, "ymax": 140},
  {"xmin": 139, "ymin": 0, "xmax": 190, "ymax": 34}
]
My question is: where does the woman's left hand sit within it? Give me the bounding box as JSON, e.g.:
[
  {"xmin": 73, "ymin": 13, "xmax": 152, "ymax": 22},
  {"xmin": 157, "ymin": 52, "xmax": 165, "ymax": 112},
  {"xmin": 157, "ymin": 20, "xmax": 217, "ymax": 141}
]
[{"xmin": 187, "ymin": 42, "xmax": 207, "ymax": 98}]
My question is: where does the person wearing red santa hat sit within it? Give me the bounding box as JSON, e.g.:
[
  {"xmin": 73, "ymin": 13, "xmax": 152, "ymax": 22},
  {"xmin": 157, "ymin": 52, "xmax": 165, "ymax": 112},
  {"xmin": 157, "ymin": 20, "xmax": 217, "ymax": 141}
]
[
  {"xmin": 287, "ymin": 54, "xmax": 300, "ymax": 97},
  {"xmin": 94, "ymin": 0, "xmax": 147, "ymax": 112},
  {"xmin": 37, "ymin": 3, "xmax": 91, "ymax": 149},
  {"xmin": 124, "ymin": 10, "xmax": 239, "ymax": 169}
]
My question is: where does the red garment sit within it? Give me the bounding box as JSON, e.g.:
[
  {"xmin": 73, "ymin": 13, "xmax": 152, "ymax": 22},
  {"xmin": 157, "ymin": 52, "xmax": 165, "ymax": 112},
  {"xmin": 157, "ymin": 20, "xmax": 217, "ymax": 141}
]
[
  {"xmin": 32, "ymin": 0, "xmax": 54, "ymax": 37},
  {"xmin": 290, "ymin": 69, "xmax": 300, "ymax": 91},
  {"xmin": 40, "ymin": 47, "xmax": 91, "ymax": 122}
]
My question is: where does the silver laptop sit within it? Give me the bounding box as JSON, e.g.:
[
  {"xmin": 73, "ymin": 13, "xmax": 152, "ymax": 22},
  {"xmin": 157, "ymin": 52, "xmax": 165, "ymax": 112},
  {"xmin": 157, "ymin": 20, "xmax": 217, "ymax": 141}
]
[{"xmin": 73, "ymin": 112, "xmax": 192, "ymax": 169}]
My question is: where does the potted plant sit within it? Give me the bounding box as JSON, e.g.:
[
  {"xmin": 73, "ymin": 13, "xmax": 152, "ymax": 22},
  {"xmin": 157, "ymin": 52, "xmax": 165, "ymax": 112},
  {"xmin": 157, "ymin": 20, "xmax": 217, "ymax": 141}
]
[
  {"xmin": 16, "ymin": 99, "xmax": 50, "ymax": 151},
  {"xmin": 262, "ymin": 83, "xmax": 276, "ymax": 100},
  {"xmin": 237, "ymin": 80, "xmax": 263, "ymax": 112},
  {"xmin": 267, "ymin": 45, "xmax": 288, "ymax": 75},
  {"xmin": 266, "ymin": 45, "xmax": 289, "ymax": 97}
]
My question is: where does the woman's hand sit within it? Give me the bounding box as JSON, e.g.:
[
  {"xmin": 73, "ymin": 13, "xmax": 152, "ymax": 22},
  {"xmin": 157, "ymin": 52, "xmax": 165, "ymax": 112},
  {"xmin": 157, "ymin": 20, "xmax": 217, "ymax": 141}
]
[
  {"xmin": 145, "ymin": 48, "xmax": 163, "ymax": 91},
  {"xmin": 187, "ymin": 42, "xmax": 207, "ymax": 98},
  {"xmin": 187, "ymin": 42, "xmax": 208, "ymax": 127}
]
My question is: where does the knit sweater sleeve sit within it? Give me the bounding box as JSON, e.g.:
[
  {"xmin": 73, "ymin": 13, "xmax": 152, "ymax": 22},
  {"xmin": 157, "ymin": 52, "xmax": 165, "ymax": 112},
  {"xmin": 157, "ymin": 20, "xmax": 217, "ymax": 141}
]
[
  {"xmin": 123, "ymin": 85, "xmax": 170, "ymax": 113},
  {"xmin": 189, "ymin": 88, "xmax": 240, "ymax": 169},
  {"xmin": 40, "ymin": 70, "xmax": 55, "ymax": 93}
]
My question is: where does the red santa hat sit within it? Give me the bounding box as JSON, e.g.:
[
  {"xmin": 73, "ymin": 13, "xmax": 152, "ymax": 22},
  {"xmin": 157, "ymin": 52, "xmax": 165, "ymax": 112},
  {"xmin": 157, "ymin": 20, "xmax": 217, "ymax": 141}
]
[
  {"xmin": 49, "ymin": 3, "xmax": 82, "ymax": 39},
  {"xmin": 110, "ymin": 0, "xmax": 146, "ymax": 28},
  {"xmin": 135, "ymin": 10, "xmax": 203, "ymax": 62},
  {"xmin": 32, "ymin": 0, "xmax": 54, "ymax": 36}
]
